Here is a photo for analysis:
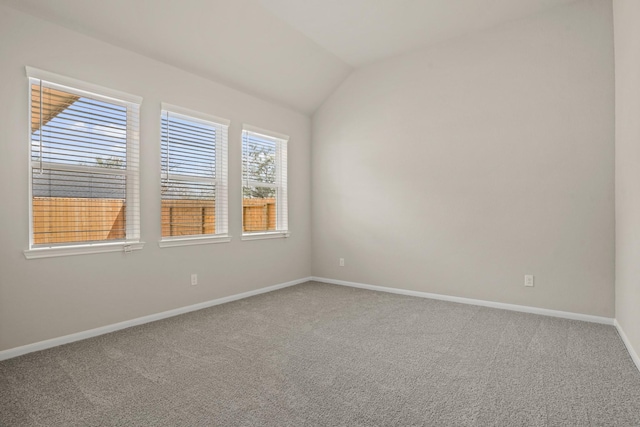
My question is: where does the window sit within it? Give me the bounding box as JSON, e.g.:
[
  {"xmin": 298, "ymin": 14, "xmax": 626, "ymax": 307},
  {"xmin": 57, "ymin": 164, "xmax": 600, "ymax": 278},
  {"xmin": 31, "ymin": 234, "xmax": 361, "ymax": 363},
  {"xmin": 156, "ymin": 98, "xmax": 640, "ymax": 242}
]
[
  {"xmin": 25, "ymin": 67, "xmax": 142, "ymax": 259},
  {"xmin": 242, "ymin": 125, "xmax": 288, "ymax": 239},
  {"xmin": 160, "ymin": 104, "xmax": 229, "ymax": 247}
]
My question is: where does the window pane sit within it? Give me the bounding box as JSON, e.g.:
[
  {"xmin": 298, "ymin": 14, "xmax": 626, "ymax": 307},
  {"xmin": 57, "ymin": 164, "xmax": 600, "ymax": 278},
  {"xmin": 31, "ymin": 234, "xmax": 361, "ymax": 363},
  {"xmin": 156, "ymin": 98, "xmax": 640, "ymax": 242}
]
[
  {"xmin": 160, "ymin": 108, "xmax": 227, "ymax": 238},
  {"xmin": 242, "ymin": 128, "xmax": 287, "ymax": 234},
  {"xmin": 242, "ymin": 133, "xmax": 276, "ymax": 184},
  {"xmin": 30, "ymin": 79, "xmax": 135, "ymax": 247}
]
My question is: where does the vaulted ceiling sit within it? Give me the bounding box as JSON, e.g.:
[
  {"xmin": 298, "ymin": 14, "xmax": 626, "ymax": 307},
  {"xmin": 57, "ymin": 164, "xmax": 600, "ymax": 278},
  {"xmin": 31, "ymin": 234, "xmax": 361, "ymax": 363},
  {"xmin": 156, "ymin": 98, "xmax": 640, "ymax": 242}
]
[{"xmin": 1, "ymin": 0, "xmax": 579, "ymax": 114}]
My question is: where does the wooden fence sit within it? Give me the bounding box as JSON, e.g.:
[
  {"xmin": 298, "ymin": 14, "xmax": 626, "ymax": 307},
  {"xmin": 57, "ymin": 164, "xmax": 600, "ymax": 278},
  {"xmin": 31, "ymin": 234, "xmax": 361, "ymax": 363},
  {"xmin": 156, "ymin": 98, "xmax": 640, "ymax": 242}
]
[
  {"xmin": 242, "ymin": 198, "xmax": 276, "ymax": 232},
  {"xmin": 161, "ymin": 199, "xmax": 215, "ymax": 237},
  {"xmin": 32, "ymin": 197, "xmax": 277, "ymax": 244},
  {"xmin": 33, "ymin": 197, "xmax": 125, "ymax": 245}
]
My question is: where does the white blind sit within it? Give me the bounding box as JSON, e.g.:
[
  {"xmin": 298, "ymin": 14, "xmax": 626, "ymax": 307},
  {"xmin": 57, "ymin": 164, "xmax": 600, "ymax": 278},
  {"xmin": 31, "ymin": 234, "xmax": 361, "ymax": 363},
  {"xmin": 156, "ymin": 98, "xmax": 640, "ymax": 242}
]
[
  {"xmin": 161, "ymin": 104, "xmax": 229, "ymax": 239},
  {"xmin": 28, "ymin": 70, "xmax": 140, "ymax": 247},
  {"xmin": 242, "ymin": 127, "xmax": 288, "ymax": 233}
]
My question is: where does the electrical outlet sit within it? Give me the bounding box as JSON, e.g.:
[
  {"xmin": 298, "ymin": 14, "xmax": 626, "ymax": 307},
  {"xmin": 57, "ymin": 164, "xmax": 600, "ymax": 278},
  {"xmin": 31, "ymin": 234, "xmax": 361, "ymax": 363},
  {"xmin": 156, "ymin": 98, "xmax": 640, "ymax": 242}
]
[
  {"xmin": 524, "ymin": 275, "xmax": 534, "ymax": 287},
  {"xmin": 339, "ymin": 258, "xmax": 345, "ymax": 267},
  {"xmin": 191, "ymin": 274, "xmax": 198, "ymax": 286}
]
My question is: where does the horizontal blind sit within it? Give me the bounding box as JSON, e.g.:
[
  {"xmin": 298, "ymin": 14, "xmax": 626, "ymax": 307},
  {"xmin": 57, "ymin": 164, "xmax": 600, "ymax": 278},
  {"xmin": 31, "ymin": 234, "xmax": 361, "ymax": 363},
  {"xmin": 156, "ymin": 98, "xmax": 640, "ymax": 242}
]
[
  {"xmin": 161, "ymin": 107, "xmax": 228, "ymax": 238},
  {"xmin": 29, "ymin": 75, "xmax": 140, "ymax": 247},
  {"xmin": 242, "ymin": 129, "xmax": 288, "ymax": 233}
]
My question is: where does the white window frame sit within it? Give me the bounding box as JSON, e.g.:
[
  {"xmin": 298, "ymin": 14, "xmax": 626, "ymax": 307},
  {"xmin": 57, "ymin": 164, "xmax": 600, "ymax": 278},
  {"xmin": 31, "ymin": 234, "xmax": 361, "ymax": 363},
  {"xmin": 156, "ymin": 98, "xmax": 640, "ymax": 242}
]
[
  {"xmin": 241, "ymin": 124, "xmax": 289, "ymax": 240},
  {"xmin": 23, "ymin": 67, "xmax": 144, "ymax": 259},
  {"xmin": 158, "ymin": 103, "xmax": 231, "ymax": 248}
]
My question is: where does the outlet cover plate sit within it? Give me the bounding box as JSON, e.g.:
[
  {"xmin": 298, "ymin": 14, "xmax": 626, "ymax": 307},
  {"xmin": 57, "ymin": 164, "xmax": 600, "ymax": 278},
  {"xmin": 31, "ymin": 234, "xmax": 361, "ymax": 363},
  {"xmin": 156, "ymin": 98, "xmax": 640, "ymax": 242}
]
[{"xmin": 524, "ymin": 275, "xmax": 534, "ymax": 287}]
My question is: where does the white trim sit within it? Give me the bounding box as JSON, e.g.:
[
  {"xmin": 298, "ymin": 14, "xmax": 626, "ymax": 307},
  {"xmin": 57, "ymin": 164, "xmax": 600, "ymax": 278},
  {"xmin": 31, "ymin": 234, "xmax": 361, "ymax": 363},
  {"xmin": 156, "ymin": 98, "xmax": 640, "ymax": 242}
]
[
  {"xmin": 311, "ymin": 276, "xmax": 614, "ymax": 325},
  {"xmin": 26, "ymin": 66, "xmax": 142, "ymax": 104},
  {"xmin": 161, "ymin": 102, "xmax": 230, "ymax": 127},
  {"xmin": 0, "ymin": 276, "xmax": 311, "ymax": 361},
  {"xmin": 614, "ymin": 319, "xmax": 640, "ymax": 373},
  {"xmin": 125, "ymin": 102, "xmax": 141, "ymax": 242},
  {"xmin": 159, "ymin": 235, "xmax": 232, "ymax": 248},
  {"xmin": 27, "ymin": 76, "xmax": 34, "ymax": 248},
  {"xmin": 215, "ymin": 122, "xmax": 229, "ymax": 235},
  {"xmin": 242, "ymin": 124, "xmax": 289, "ymax": 142},
  {"xmin": 241, "ymin": 231, "xmax": 290, "ymax": 241},
  {"xmin": 276, "ymin": 138, "xmax": 288, "ymax": 232},
  {"xmin": 24, "ymin": 242, "xmax": 144, "ymax": 259}
]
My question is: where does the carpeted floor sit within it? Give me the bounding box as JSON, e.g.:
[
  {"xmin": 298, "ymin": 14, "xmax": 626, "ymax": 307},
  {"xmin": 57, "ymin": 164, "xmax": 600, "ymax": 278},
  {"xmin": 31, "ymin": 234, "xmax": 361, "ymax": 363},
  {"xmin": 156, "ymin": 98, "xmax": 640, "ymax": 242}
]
[{"xmin": 1, "ymin": 281, "xmax": 639, "ymax": 426}]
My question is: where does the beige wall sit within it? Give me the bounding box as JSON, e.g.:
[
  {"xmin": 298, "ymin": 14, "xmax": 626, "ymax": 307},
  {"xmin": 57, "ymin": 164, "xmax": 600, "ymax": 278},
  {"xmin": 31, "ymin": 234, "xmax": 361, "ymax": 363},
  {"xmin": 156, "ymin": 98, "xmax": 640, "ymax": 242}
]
[
  {"xmin": 312, "ymin": 0, "xmax": 615, "ymax": 317},
  {"xmin": 0, "ymin": 0, "xmax": 622, "ymax": 354},
  {"xmin": 0, "ymin": 5, "xmax": 311, "ymax": 352},
  {"xmin": 613, "ymin": 0, "xmax": 640, "ymax": 362}
]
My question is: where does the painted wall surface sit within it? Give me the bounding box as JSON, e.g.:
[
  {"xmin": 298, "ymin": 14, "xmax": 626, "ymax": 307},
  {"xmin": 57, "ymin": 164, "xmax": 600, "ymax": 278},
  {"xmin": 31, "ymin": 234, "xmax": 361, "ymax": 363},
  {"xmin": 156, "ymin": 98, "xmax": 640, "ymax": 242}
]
[
  {"xmin": 613, "ymin": 0, "xmax": 640, "ymax": 363},
  {"xmin": 312, "ymin": 0, "xmax": 615, "ymax": 317},
  {"xmin": 0, "ymin": 5, "xmax": 311, "ymax": 351}
]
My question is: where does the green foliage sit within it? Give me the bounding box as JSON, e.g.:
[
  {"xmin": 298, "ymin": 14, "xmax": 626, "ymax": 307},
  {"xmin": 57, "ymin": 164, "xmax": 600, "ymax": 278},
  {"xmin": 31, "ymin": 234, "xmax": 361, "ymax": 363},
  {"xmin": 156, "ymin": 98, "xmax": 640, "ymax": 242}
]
[{"xmin": 95, "ymin": 156, "xmax": 124, "ymax": 169}]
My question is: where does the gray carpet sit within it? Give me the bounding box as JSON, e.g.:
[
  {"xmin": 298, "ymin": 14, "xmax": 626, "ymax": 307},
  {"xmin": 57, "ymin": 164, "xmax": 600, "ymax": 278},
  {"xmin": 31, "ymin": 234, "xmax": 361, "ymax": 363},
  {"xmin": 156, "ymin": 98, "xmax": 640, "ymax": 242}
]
[{"xmin": 1, "ymin": 281, "xmax": 639, "ymax": 426}]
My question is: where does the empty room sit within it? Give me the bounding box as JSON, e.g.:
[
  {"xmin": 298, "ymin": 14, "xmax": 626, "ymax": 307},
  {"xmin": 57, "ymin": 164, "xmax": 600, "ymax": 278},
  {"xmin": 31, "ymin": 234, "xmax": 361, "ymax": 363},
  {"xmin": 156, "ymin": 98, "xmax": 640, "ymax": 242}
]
[{"xmin": 1, "ymin": 0, "xmax": 639, "ymax": 425}]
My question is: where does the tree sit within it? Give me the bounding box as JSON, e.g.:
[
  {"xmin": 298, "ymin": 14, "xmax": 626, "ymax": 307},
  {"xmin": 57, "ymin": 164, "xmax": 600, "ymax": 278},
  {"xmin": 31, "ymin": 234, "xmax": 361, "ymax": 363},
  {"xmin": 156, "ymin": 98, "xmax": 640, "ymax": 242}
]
[
  {"xmin": 243, "ymin": 143, "xmax": 276, "ymax": 199},
  {"xmin": 95, "ymin": 156, "xmax": 124, "ymax": 169}
]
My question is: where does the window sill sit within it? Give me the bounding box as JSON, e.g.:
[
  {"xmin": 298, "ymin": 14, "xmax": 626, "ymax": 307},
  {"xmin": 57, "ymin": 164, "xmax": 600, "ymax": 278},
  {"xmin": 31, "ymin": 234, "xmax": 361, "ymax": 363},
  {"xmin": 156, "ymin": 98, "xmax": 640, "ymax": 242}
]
[
  {"xmin": 158, "ymin": 235, "xmax": 232, "ymax": 248},
  {"xmin": 241, "ymin": 231, "xmax": 290, "ymax": 241},
  {"xmin": 24, "ymin": 241, "xmax": 145, "ymax": 259}
]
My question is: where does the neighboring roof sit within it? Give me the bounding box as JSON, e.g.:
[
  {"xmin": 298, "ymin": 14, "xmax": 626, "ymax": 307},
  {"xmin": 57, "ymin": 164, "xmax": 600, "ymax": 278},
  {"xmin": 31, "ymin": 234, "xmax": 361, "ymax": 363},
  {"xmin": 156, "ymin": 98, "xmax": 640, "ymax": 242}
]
[
  {"xmin": 32, "ymin": 169, "xmax": 125, "ymax": 199},
  {"xmin": 30, "ymin": 87, "xmax": 79, "ymax": 133}
]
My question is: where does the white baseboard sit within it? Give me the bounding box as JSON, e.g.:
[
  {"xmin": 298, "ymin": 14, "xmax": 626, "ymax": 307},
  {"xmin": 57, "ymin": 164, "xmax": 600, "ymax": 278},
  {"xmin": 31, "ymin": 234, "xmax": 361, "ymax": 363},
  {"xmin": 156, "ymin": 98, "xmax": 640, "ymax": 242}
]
[
  {"xmin": 614, "ymin": 319, "xmax": 640, "ymax": 373},
  {"xmin": 0, "ymin": 277, "xmax": 311, "ymax": 361},
  {"xmin": 311, "ymin": 276, "xmax": 614, "ymax": 325},
  {"xmin": 0, "ymin": 276, "xmax": 623, "ymax": 363}
]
